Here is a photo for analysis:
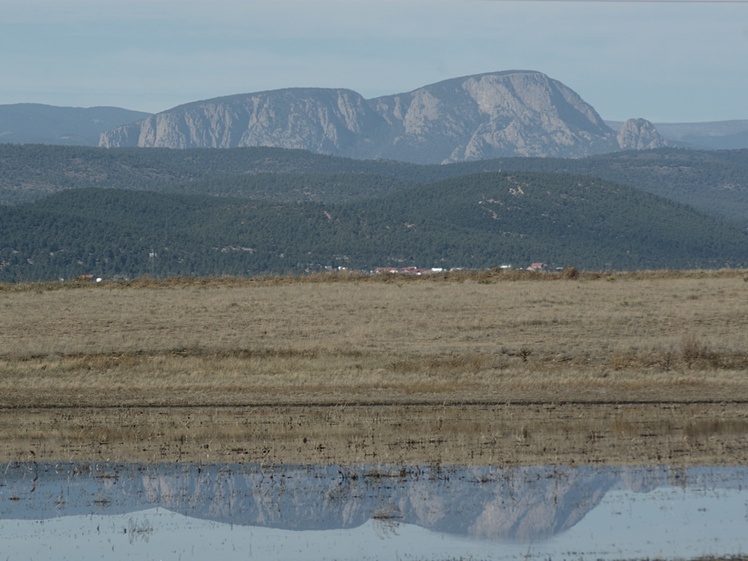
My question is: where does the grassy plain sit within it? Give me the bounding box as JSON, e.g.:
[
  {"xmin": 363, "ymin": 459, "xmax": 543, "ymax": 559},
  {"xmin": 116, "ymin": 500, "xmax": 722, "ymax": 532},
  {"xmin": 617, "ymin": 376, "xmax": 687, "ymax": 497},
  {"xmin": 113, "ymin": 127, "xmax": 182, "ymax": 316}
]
[{"xmin": 1, "ymin": 269, "xmax": 747, "ymax": 465}]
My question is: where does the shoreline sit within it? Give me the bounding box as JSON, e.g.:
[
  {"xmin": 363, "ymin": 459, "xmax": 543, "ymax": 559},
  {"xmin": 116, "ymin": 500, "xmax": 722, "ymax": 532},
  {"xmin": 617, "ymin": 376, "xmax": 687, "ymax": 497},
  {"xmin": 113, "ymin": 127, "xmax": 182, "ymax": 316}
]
[{"xmin": 3, "ymin": 402, "xmax": 747, "ymax": 466}]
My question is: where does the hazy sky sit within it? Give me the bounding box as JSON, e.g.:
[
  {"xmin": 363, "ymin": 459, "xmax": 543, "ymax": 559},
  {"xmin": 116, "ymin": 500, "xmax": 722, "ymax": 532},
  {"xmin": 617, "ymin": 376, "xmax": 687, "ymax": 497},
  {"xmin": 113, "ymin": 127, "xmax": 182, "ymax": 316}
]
[{"xmin": 1, "ymin": 0, "xmax": 746, "ymax": 122}]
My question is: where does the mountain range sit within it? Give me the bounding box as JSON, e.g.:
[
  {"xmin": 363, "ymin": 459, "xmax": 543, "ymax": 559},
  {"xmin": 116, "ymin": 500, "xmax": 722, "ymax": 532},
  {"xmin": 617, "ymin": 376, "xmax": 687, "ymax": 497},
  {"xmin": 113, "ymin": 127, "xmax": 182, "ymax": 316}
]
[
  {"xmin": 2, "ymin": 144, "xmax": 747, "ymax": 224},
  {"xmin": 2, "ymin": 70, "xmax": 747, "ymax": 160},
  {"xmin": 0, "ymin": 104, "xmax": 149, "ymax": 146},
  {"xmin": 1, "ymin": 71, "xmax": 747, "ymax": 279},
  {"xmin": 98, "ymin": 70, "xmax": 664, "ymax": 162},
  {"xmin": 2, "ymin": 163, "xmax": 745, "ymax": 281}
]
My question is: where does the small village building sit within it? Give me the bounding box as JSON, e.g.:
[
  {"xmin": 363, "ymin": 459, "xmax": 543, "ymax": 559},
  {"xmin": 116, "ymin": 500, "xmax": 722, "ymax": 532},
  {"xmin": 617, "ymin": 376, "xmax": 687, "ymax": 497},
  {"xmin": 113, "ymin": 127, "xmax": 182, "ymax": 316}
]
[{"xmin": 526, "ymin": 262, "xmax": 549, "ymax": 272}]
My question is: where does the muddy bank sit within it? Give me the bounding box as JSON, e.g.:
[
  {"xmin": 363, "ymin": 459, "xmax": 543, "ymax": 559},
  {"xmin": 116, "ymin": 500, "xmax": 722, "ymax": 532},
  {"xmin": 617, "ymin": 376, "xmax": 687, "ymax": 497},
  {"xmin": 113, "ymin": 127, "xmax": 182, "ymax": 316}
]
[{"xmin": 2, "ymin": 402, "xmax": 747, "ymax": 466}]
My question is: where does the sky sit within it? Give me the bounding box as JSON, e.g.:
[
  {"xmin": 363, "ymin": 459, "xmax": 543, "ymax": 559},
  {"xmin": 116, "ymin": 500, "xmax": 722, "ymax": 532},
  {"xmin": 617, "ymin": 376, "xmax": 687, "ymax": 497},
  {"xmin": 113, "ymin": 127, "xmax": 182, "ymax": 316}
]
[{"xmin": 1, "ymin": 0, "xmax": 746, "ymax": 123}]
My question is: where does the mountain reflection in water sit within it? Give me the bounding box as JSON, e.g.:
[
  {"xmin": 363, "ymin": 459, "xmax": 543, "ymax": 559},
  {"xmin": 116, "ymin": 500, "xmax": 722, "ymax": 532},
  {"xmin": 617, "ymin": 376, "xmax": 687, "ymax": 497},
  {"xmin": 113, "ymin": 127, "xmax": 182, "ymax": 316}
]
[{"xmin": 2, "ymin": 462, "xmax": 746, "ymax": 543}]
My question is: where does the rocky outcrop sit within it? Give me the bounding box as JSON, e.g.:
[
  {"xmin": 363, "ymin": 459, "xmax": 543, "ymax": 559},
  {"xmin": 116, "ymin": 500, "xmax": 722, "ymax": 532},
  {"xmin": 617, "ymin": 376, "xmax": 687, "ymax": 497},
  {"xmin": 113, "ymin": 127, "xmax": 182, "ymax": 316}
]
[
  {"xmin": 100, "ymin": 71, "xmax": 663, "ymax": 163},
  {"xmin": 100, "ymin": 88, "xmax": 383, "ymax": 153},
  {"xmin": 369, "ymin": 71, "xmax": 618, "ymax": 163},
  {"xmin": 616, "ymin": 118, "xmax": 669, "ymax": 150}
]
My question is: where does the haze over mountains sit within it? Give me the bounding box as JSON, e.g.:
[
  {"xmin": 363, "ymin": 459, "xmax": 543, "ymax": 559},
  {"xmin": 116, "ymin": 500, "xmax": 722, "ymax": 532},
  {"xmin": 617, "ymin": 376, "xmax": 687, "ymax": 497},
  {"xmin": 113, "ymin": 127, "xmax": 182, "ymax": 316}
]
[
  {"xmin": 98, "ymin": 70, "xmax": 664, "ymax": 162},
  {"xmin": 0, "ymin": 104, "xmax": 149, "ymax": 146},
  {"xmin": 1, "ymin": 70, "xmax": 747, "ymax": 279},
  {"xmin": 2, "ymin": 146, "xmax": 747, "ymax": 280},
  {"xmin": 2, "ymin": 70, "xmax": 747, "ymax": 160}
]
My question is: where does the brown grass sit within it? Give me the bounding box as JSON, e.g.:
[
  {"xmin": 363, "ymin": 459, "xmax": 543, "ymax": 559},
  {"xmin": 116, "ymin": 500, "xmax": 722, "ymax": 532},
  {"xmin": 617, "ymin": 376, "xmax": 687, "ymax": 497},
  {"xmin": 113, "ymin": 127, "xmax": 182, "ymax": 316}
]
[
  {"xmin": 1, "ymin": 270, "xmax": 747, "ymax": 408},
  {"xmin": 1, "ymin": 270, "xmax": 747, "ymax": 464},
  {"xmin": 2, "ymin": 403, "xmax": 747, "ymax": 466}
]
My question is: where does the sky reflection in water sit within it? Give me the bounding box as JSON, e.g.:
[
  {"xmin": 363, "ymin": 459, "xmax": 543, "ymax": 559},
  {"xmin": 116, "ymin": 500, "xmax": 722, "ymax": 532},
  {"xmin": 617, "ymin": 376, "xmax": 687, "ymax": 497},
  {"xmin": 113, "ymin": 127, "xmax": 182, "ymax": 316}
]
[{"xmin": 1, "ymin": 463, "xmax": 747, "ymax": 560}]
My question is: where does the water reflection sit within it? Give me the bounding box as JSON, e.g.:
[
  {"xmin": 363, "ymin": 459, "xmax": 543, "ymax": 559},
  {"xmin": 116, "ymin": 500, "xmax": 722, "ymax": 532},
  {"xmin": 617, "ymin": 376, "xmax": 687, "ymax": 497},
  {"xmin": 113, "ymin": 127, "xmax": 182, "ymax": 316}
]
[{"xmin": 2, "ymin": 462, "xmax": 747, "ymax": 560}]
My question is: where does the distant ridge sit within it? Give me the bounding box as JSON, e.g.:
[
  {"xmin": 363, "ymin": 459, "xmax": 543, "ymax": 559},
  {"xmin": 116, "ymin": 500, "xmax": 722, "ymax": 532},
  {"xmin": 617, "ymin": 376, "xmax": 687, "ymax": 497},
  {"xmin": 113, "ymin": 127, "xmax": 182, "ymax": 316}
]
[
  {"xmin": 99, "ymin": 70, "xmax": 667, "ymax": 163},
  {"xmin": 653, "ymin": 120, "xmax": 748, "ymax": 150},
  {"xmin": 0, "ymin": 104, "xmax": 150, "ymax": 146}
]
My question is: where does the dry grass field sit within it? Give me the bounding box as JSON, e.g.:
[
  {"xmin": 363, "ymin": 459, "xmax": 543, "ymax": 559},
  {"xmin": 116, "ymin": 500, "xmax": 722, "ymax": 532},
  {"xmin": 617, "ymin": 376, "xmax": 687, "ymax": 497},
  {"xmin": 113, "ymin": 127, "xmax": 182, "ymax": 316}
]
[{"xmin": 1, "ymin": 269, "xmax": 747, "ymax": 464}]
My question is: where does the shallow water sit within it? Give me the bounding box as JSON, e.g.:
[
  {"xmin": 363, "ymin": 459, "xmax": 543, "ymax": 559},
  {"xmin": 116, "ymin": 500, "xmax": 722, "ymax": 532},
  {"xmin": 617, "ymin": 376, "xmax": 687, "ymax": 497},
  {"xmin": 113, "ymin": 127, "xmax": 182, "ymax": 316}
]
[{"xmin": 1, "ymin": 462, "xmax": 747, "ymax": 560}]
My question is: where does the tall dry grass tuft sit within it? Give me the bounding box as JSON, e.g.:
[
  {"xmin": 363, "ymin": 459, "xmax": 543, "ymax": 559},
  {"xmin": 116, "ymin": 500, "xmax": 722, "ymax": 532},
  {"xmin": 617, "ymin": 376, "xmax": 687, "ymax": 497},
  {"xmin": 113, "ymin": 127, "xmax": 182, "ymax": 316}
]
[
  {"xmin": 561, "ymin": 266, "xmax": 579, "ymax": 280},
  {"xmin": 607, "ymin": 336, "xmax": 748, "ymax": 374},
  {"xmin": 681, "ymin": 333, "xmax": 715, "ymax": 369}
]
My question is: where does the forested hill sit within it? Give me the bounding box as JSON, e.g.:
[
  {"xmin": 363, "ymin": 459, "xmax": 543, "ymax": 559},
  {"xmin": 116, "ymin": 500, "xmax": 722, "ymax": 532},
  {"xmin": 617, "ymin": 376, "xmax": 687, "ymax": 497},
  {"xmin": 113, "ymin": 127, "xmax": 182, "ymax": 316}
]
[
  {"xmin": 1, "ymin": 145, "xmax": 747, "ymax": 226},
  {"xmin": 531, "ymin": 149, "xmax": 748, "ymax": 225},
  {"xmin": 1, "ymin": 172, "xmax": 745, "ymax": 282},
  {"xmin": 0, "ymin": 144, "xmax": 434, "ymax": 205}
]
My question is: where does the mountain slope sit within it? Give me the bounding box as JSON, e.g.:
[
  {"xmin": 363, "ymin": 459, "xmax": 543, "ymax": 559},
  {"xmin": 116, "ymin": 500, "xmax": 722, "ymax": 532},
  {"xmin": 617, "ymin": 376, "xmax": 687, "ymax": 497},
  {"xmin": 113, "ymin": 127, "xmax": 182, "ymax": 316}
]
[
  {"xmin": 2, "ymin": 145, "xmax": 747, "ymax": 228},
  {"xmin": 1, "ymin": 172, "xmax": 745, "ymax": 281},
  {"xmin": 0, "ymin": 104, "xmax": 150, "ymax": 146},
  {"xmin": 345, "ymin": 171, "xmax": 746, "ymax": 270},
  {"xmin": 100, "ymin": 71, "xmax": 656, "ymax": 163},
  {"xmin": 367, "ymin": 70, "xmax": 619, "ymax": 163},
  {"xmin": 100, "ymin": 88, "xmax": 384, "ymax": 153}
]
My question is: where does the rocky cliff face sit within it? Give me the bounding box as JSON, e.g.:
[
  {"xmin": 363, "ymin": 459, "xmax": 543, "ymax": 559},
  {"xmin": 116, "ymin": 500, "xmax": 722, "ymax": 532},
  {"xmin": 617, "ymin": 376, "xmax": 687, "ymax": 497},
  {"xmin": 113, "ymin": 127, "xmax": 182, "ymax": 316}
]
[
  {"xmin": 100, "ymin": 71, "xmax": 664, "ymax": 163},
  {"xmin": 100, "ymin": 88, "xmax": 382, "ymax": 153},
  {"xmin": 369, "ymin": 71, "xmax": 618, "ymax": 163},
  {"xmin": 616, "ymin": 118, "xmax": 669, "ymax": 150}
]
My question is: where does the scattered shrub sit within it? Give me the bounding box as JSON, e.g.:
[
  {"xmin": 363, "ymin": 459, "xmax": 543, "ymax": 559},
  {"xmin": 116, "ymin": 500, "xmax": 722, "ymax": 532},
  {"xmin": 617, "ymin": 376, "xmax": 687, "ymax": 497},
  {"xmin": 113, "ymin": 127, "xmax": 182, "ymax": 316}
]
[
  {"xmin": 681, "ymin": 334, "xmax": 713, "ymax": 369},
  {"xmin": 562, "ymin": 266, "xmax": 579, "ymax": 280}
]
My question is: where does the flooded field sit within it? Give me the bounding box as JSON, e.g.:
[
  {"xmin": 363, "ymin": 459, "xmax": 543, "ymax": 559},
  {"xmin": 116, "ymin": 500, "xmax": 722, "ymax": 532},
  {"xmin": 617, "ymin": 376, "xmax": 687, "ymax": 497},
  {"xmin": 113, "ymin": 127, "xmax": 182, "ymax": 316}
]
[
  {"xmin": 2, "ymin": 461, "xmax": 748, "ymax": 560},
  {"xmin": 1, "ymin": 403, "xmax": 748, "ymax": 560},
  {"xmin": 2, "ymin": 274, "xmax": 747, "ymax": 559}
]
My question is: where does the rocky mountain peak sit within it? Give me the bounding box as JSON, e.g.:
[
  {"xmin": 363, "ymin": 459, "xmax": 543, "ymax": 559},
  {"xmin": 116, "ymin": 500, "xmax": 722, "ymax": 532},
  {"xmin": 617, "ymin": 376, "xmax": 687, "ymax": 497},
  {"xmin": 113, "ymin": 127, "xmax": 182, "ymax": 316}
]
[
  {"xmin": 616, "ymin": 118, "xmax": 669, "ymax": 150},
  {"xmin": 99, "ymin": 88, "xmax": 382, "ymax": 153},
  {"xmin": 99, "ymin": 71, "xmax": 660, "ymax": 163},
  {"xmin": 363, "ymin": 70, "xmax": 620, "ymax": 163}
]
